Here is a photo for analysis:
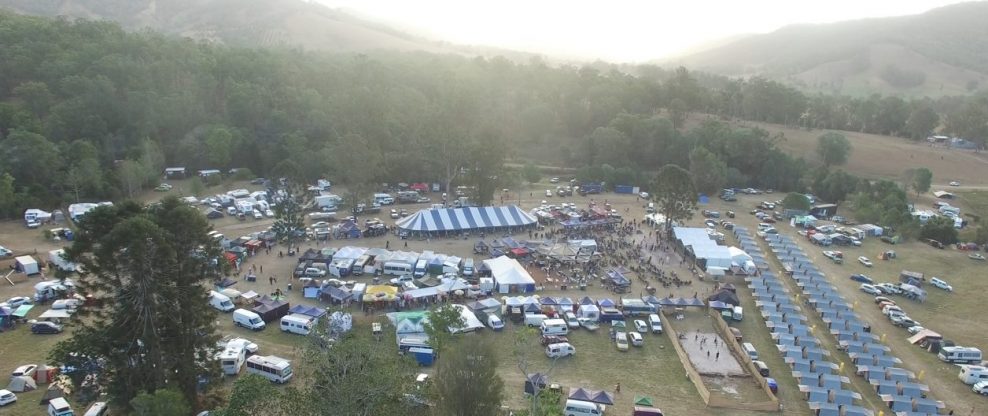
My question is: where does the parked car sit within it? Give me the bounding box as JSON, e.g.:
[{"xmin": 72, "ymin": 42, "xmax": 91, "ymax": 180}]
[
  {"xmin": 883, "ymin": 305, "xmax": 904, "ymax": 317},
  {"xmin": 970, "ymin": 253, "xmax": 986, "ymax": 261},
  {"xmin": 639, "ymin": 192, "xmax": 649, "ymax": 199},
  {"xmin": 549, "ymin": 177, "xmax": 560, "ymax": 183},
  {"xmin": 874, "ymin": 283, "xmax": 900, "ymax": 295},
  {"xmin": 850, "ymin": 274, "xmax": 873, "ymax": 284},
  {"xmin": 11, "ymin": 364, "xmax": 37, "ymax": 379},
  {"xmin": 564, "ymin": 312, "xmax": 579, "ymax": 329},
  {"xmin": 924, "ymin": 239, "xmax": 945, "ymax": 249},
  {"xmin": 2, "ymin": 296, "xmax": 32, "ymax": 308},
  {"xmin": 873, "ymin": 296, "xmax": 892, "ymax": 304},
  {"xmin": 860, "ymin": 284, "xmax": 882, "ymax": 295},
  {"xmin": 892, "ymin": 316, "xmax": 920, "ymax": 328},
  {"xmin": 154, "ymin": 183, "xmax": 173, "ymax": 192},
  {"xmin": 304, "ymin": 268, "xmax": 326, "ymax": 278},
  {"xmin": 31, "ymin": 321, "xmax": 63, "ymax": 334},
  {"xmin": 858, "ymin": 256, "xmax": 873, "ymax": 267},
  {"xmin": 907, "ymin": 325, "xmax": 925, "ymax": 335},
  {"xmin": 974, "ymin": 381, "xmax": 988, "ymax": 395},
  {"xmin": 545, "ymin": 190, "xmax": 553, "ymax": 197},
  {"xmin": 629, "ymin": 331, "xmax": 644, "ymax": 347},
  {"xmin": 390, "ymin": 275, "xmax": 416, "ymax": 286},
  {"xmin": 390, "ymin": 209, "xmax": 399, "ymax": 219},
  {"xmin": 264, "ymin": 209, "xmax": 275, "ymax": 218},
  {"xmin": 950, "ymin": 181, "xmax": 961, "ymax": 187},
  {"xmin": 615, "ymin": 332, "xmax": 630, "ymax": 351},
  {"xmin": 633, "ymin": 320, "xmax": 648, "ymax": 333},
  {"xmin": 930, "ymin": 277, "xmax": 953, "ymax": 292},
  {"xmin": 205, "ymin": 209, "xmax": 224, "ymax": 219},
  {"xmin": 0, "ymin": 389, "xmax": 16, "ymax": 407},
  {"xmin": 252, "ymin": 210, "xmax": 263, "ymax": 219}
]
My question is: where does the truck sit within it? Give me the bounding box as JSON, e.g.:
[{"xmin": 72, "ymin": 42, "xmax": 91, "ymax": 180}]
[
  {"xmin": 314, "ymin": 194, "xmax": 342, "ymax": 210},
  {"xmin": 579, "ymin": 182, "xmax": 603, "ymax": 195}
]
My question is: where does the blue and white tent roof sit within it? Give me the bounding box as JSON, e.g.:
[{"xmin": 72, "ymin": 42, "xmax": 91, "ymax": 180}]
[{"xmin": 395, "ymin": 205, "xmax": 537, "ymax": 232}]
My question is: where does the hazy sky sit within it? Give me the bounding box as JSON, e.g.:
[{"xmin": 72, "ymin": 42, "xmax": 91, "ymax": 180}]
[{"xmin": 317, "ymin": 0, "xmax": 970, "ymax": 62}]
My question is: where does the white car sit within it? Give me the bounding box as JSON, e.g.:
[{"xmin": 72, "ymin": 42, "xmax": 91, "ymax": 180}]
[
  {"xmin": 949, "ymin": 181, "xmax": 960, "ymax": 187},
  {"xmin": 615, "ymin": 332, "xmax": 629, "ymax": 351},
  {"xmin": 858, "ymin": 256, "xmax": 873, "ymax": 267},
  {"xmin": 564, "ymin": 312, "xmax": 579, "ymax": 328},
  {"xmin": 0, "ymin": 389, "xmax": 16, "ymax": 407},
  {"xmin": 629, "ymin": 331, "xmax": 644, "ymax": 347},
  {"xmin": 390, "ymin": 275, "xmax": 415, "ymax": 285},
  {"xmin": 974, "ymin": 380, "xmax": 988, "ymax": 395},
  {"xmin": 860, "ymin": 284, "xmax": 881, "ymax": 295},
  {"xmin": 2, "ymin": 296, "xmax": 31, "ymax": 308},
  {"xmin": 639, "ymin": 192, "xmax": 649, "ymax": 199},
  {"xmin": 390, "ymin": 209, "xmax": 399, "ymax": 219},
  {"xmin": 0, "ymin": 246, "xmax": 12, "ymax": 257},
  {"xmin": 252, "ymin": 210, "xmax": 263, "ymax": 219},
  {"xmin": 545, "ymin": 190, "xmax": 553, "ymax": 197},
  {"xmin": 11, "ymin": 364, "xmax": 37, "ymax": 379},
  {"xmin": 633, "ymin": 320, "xmax": 648, "ymax": 333},
  {"xmin": 930, "ymin": 277, "xmax": 953, "ymax": 292},
  {"xmin": 550, "ymin": 178, "xmax": 560, "ymax": 183},
  {"xmin": 907, "ymin": 325, "xmax": 925, "ymax": 335},
  {"xmin": 264, "ymin": 209, "xmax": 275, "ymax": 218}
]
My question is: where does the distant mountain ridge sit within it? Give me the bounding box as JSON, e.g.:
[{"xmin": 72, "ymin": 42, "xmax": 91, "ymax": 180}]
[
  {"xmin": 667, "ymin": 1, "xmax": 988, "ymax": 96},
  {"xmin": 0, "ymin": 0, "xmax": 464, "ymax": 53}
]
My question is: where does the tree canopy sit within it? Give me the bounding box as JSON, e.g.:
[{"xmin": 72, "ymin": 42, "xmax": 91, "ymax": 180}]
[
  {"xmin": 816, "ymin": 132, "xmax": 852, "ymax": 167},
  {"xmin": 650, "ymin": 165, "xmax": 697, "ymax": 230}
]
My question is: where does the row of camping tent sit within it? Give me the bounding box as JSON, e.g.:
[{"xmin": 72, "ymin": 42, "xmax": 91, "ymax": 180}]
[
  {"xmin": 753, "ymin": 227, "xmax": 945, "ymax": 415},
  {"xmin": 737, "ymin": 226, "xmax": 873, "ymax": 416}
]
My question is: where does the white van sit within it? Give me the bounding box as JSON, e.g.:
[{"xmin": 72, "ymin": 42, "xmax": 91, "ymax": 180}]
[
  {"xmin": 959, "ymin": 365, "xmax": 988, "ymax": 384},
  {"xmin": 233, "ymin": 309, "xmax": 265, "ymax": 331},
  {"xmin": 940, "ymin": 346, "xmax": 982, "ymax": 364},
  {"xmin": 462, "ymin": 258, "xmax": 475, "ymax": 277},
  {"xmin": 648, "ymin": 314, "xmax": 663, "ymax": 334},
  {"xmin": 742, "ymin": 342, "xmax": 759, "ymax": 360},
  {"xmin": 82, "ymin": 402, "xmax": 108, "ymax": 416},
  {"xmin": 545, "ymin": 342, "xmax": 576, "ymax": 358},
  {"xmin": 487, "ymin": 315, "xmax": 504, "ymax": 331},
  {"xmin": 563, "ymin": 400, "xmax": 604, "ymax": 416},
  {"xmin": 280, "ymin": 314, "xmax": 314, "ymax": 335},
  {"xmin": 413, "ymin": 259, "xmax": 428, "ymax": 278},
  {"xmin": 209, "ymin": 290, "xmax": 235, "ymax": 312},
  {"xmin": 540, "ymin": 318, "xmax": 569, "ymax": 336},
  {"xmin": 564, "ymin": 399, "xmax": 604, "ymax": 416},
  {"xmin": 47, "ymin": 397, "xmax": 73, "ymax": 416},
  {"xmin": 645, "ymin": 202, "xmax": 655, "ymax": 214},
  {"xmin": 525, "ymin": 314, "xmax": 548, "ymax": 327}
]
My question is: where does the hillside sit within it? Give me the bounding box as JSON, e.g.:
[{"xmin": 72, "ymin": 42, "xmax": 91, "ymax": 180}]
[
  {"xmin": 669, "ymin": 1, "xmax": 988, "ymax": 97},
  {"xmin": 0, "ymin": 0, "xmax": 451, "ymax": 53}
]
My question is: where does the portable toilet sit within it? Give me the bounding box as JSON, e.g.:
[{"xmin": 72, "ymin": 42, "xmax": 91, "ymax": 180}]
[{"xmin": 409, "ymin": 347, "xmax": 435, "ymax": 366}]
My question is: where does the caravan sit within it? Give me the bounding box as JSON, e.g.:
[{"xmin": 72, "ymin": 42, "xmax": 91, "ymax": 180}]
[
  {"xmin": 209, "ymin": 291, "xmax": 235, "ymax": 312},
  {"xmin": 959, "ymin": 365, "xmax": 988, "ymax": 384}
]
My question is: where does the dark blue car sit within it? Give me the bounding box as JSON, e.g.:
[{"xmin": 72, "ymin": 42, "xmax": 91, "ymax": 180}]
[{"xmin": 850, "ymin": 274, "xmax": 873, "ymax": 284}]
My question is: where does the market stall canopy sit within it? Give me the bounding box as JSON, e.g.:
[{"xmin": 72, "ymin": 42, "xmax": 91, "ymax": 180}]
[
  {"xmin": 634, "ymin": 396, "xmax": 654, "ymax": 407},
  {"xmin": 39, "ymin": 309, "xmax": 72, "ymax": 319},
  {"xmin": 288, "ymin": 305, "xmax": 326, "ymax": 318},
  {"xmin": 363, "ymin": 285, "xmax": 398, "ymax": 302},
  {"xmin": 396, "ymin": 205, "xmax": 537, "ymax": 233},
  {"xmin": 598, "ymin": 298, "xmax": 616, "ymax": 308}
]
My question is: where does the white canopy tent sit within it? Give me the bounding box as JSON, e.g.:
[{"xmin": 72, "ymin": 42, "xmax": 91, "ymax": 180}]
[{"xmin": 483, "ymin": 256, "xmax": 536, "ymax": 294}]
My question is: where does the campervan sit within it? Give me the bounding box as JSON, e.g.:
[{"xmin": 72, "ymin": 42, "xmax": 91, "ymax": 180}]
[
  {"xmin": 383, "ymin": 262, "xmax": 413, "ymax": 276},
  {"xmin": 210, "ymin": 291, "xmax": 235, "ymax": 312},
  {"xmin": 959, "ymin": 365, "xmax": 988, "ymax": 385},
  {"xmin": 540, "ymin": 318, "xmax": 569, "ymax": 336},
  {"xmin": 280, "ymin": 314, "xmax": 314, "ymax": 335},
  {"xmin": 742, "ymin": 342, "xmax": 759, "ymax": 360},
  {"xmin": 245, "ymin": 355, "xmax": 293, "ymax": 383},
  {"xmin": 564, "ymin": 399, "xmax": 604, "ymax": 416},
  {"xmin": 413, "ymin": 259, "xmax": 428, "ymax": 278},
  {"xmin": 218, "ymin": 341, "xmax": 247, "ymax": 375},
  {"xmin": 233, "ymin": 309, "xmax": 265, "ymax": 331},
  {"xmin": 939, "ymin": 347, "xmax": 982, "ymax": 364},
  {"xmin": 462, "ymin": 258, "xmax": 475, "ymax": 277},
  {"xmin": 47, "ymin": 397, "xmax": 73, "ymax": 416},
  {"xmin": 525, "ymin": 314, "xmax": 548, "ymax": 327}
]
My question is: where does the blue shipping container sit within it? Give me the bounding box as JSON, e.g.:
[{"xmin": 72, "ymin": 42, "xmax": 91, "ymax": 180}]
[{"xmin": 614, "ymin": 185, "xmax": 634, "ymax": 194}]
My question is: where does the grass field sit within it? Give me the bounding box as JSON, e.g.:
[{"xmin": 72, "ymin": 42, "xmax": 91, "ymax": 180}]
[{"xmin": 686, "ymin": 116, "xmax": 988, "ymax": 188}]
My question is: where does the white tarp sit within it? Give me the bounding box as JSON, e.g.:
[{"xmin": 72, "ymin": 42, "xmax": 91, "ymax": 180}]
[{"xmin": 450, "ymin": 304, "xmax": 485, "ymax": 333}]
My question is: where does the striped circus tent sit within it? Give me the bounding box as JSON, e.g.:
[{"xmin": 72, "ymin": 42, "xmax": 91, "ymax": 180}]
[{"xmin": 395, "ymin": 205, "xmax": 537, "ymax": 233}]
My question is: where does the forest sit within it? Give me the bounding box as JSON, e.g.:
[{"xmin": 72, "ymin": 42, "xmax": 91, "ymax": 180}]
[{"xmin": 1, "ymin": 11, "xmax": 987, "ymax": 217}]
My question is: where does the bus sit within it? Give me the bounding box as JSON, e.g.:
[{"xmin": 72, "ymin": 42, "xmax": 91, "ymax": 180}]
[{"xmin": 245, "ymin": 355, "xmax": 293, "ymax": 383}]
